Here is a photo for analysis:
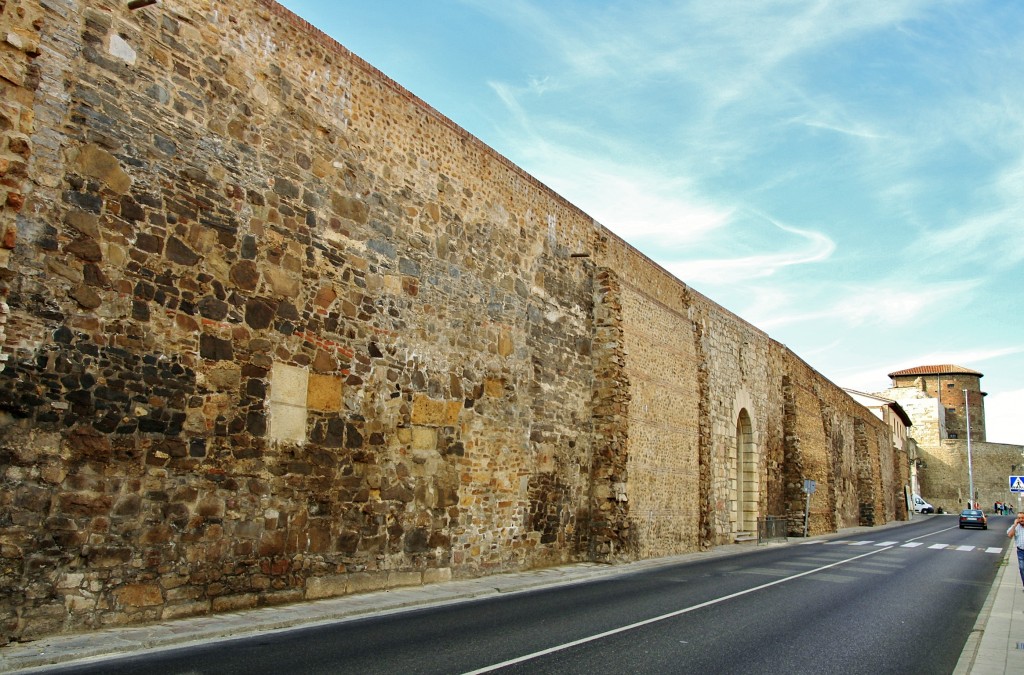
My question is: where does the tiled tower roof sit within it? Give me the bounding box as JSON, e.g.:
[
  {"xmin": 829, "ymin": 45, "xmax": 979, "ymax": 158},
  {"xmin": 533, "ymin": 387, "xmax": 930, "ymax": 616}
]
[{"xmin": 887, "ymin": 364, "xmax": 983, "ymax": 378}]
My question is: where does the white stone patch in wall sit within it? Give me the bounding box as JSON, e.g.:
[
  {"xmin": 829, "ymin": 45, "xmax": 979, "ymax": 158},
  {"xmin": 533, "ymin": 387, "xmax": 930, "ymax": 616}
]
[
  {"xmin": 305, "ymin": 66, "xmax": 350, "ymax": 128},
  {"xmin": 252, "ymin": 81, "xmax": 272, "ymax": 108},
  {"xmin": 321, "ymin": 227, "xmax": 368, "ymax": 252},
  {"xmin": 271, "ymin": 362, "xmax": 308, "ymax": 404},
  {"xmin": 270, "ymin": 362, "xmax": 308, "ymax": 443},
  {"xmin": 490, "ymin": 201, "xmax": 510, "ymax": 226},
  {"xmin": 271, "ymin": 405, "xmax": 306, "ymax": 442},
  {"xmin": 544, "ymin": 309, "xmax": 564, "ymax": 323},
  {"xmin": 108, "ymin": 34, "xmax": 136, "ymax": 64}
]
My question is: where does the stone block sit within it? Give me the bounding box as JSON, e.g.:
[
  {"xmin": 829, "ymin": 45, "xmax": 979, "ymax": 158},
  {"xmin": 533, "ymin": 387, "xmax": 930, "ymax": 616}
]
[
  {"xmin": 410, "ymin": 395, "xmax": 460, "ymax": 426},
  {"xmin": 64, "ymin": 594, "xmax": 96, "ymax": 613},
  {"xmin": 422, "ymin": 567, "xmax": 451, "ymax": 584},
  {"xmin": 263, "ymin": 589, "xmax": 304, "ymax": 606},
  {"xmin": 113, "ymin": 584, "xmax": 162, "ymax": 608},
  {"xmin": 73, "ymin": 144, "xmax": 130, "ymax": 194},
  {"xmin": 387, "ymin": 571, "xmax": 422, "ymax": 588},
  {"xmin": 484, "ymin": 378, "xmax": 504, "ymax": 398},
  {"xmin": 270, "ymin": 403, "xmax": 306, "ymax": 443},
  {"xmin": 265, "ymin": 267, "xmax": 300, "ymax": 298},
  {"xmin": 162, "ymin": 600, "xmax": 210, "ymax": 620},
  {"xmin": 346, "ymin": 572, "xmax": 386, "ymax": 594},
  {"xmin": 411, "ymin": 426, "xmax": 437, "ymax": 450},
  {"xmin": 271, "ymin": 362, "xmax": 308, "ymax": 405},
  {"xmin": 307, "ymin": 373, "xmax": 342, "ymax": 412},
  {"xmin": 305, "ymin": 574, "xmax": 348, "ymax": 600},
  {"xmin": 211, "ymin": 593, "xmax": 257, "ymax": 612}
]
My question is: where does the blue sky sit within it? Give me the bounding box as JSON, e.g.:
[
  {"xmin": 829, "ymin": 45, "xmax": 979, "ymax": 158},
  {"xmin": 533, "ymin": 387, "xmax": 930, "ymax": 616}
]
[{"xmin": 278, "ymin": 0, "xmax": 1024, "ymax": 445}]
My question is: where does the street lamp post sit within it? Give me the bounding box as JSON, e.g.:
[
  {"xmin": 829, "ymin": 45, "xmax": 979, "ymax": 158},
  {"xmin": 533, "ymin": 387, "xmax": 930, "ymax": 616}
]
[{"xmin": 964, "ymin": 388, "xmax": 975, "ymax": 507}]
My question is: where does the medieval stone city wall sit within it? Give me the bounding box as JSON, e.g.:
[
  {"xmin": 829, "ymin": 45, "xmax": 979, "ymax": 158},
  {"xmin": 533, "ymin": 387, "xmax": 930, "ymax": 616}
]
[
  {"xmin": 0, "ymin": 0, "xmax": 902, "ymax": 643},
  {"xmin": 971, "ymin": 442, "xmax": 1024, "ymax": 512},
  {"xmin": 920, "ymin": 440, "xmax": 1024, "ymax": 514}
]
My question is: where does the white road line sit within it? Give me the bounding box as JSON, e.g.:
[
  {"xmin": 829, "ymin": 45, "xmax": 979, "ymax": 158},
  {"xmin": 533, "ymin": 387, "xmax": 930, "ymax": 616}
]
[
  {"xmin": 460, "ymin": 546, "xmax": 894, "ymax": 675},
  {"xmin": 987, "ymin": 547, "xmax": 1003, "ymax": 554},
  {"xmin": 901, "ymin": 542, "xmax": 924, "ymax": 548},
  {"xmin": 874, "ymin": 541, "xmax": 899, "ymax": 547},
  {"xmin": 956, "ymin": 545, "xmax": 975, "ymax": 552},
  {"xmin": 849, "ymin": 541, "xmax": 872, "ymax": 546},
  {"xmin": 825, "ymin": 540, "xmax": 852, "ymax": 545},
  {"xmin": 928, "ymin": 544, "xmax": 948, "ymax": 549}
]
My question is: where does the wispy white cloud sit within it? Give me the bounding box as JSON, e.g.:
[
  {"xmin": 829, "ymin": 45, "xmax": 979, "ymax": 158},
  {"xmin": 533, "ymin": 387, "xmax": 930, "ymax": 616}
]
[
  {"xmin": 746, "ymin": 277, "xmax": 982, "ymax": 332},
  {"xmin": 789, "ymin": 117, "xmax": 886, "ymax": 141},
  {"xmin": 918, "ymin": 153, "xmax": 1024, "ymax": 267},
  {"xmin": 663, "ymin": 215, "xmax": 834, "ymax": 284}
]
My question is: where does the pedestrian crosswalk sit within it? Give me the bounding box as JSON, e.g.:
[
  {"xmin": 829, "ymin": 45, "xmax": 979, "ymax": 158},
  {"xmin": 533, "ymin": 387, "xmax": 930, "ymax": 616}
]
[{"xmin": 804, "ymin": 539, "xmax": 1003, "ymax": 554}]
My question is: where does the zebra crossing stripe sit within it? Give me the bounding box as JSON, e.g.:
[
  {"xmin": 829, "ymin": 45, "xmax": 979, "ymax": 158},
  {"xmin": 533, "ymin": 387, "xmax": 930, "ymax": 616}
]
[{"xmin": 834, "ymin": 540, "xmax": 1002, "ymax": 553}]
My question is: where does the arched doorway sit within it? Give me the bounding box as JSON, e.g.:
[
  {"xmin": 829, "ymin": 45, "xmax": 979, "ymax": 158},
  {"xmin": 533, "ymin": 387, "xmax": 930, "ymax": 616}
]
[{"xmin": 732, "ymin": 409, "xmax": 758, "ymax": 534}]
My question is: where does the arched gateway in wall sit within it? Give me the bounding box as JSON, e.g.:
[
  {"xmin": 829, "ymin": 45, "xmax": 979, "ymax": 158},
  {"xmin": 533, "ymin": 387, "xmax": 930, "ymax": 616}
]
[
  {"xmin": 726, "ymin": 389, "xmax": 760, "ymax": 539},
  {"xmin": 732, "ymin": 409, "xmax": 758, "ymax": 533},
  {"xmin": 733, "ymin": 411, "xmax": 757, "ymax": 532}
]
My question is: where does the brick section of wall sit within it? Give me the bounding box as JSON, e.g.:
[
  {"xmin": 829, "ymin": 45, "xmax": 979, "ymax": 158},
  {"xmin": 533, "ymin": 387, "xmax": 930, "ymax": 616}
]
[{"xmin": 619, "ymin": 279, "xmax": 701, "ymax": 558}]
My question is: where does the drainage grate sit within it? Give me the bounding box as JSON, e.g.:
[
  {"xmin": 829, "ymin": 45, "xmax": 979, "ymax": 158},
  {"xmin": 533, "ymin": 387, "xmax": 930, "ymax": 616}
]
[{"xmin": 1017, "ymin": 642, "xmax": 1024, "ymax": 650}]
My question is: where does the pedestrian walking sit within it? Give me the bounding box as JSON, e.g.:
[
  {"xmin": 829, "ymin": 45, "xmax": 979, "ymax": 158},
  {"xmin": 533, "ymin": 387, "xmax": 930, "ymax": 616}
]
[{"xmin": 1007, "ymin": 512, "xmax": 1024, "ymax": 590}]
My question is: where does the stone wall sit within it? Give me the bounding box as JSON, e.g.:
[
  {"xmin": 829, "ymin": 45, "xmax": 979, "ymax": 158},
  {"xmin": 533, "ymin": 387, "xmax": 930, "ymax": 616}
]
[
  {"xmin": 918, "ymin": 440, "xmax": 1024, "ymax": 514},
  {"xmin": 969, "ymin": 442, "xmax": 1024, "ymax": 512},
  {"xmin": 0, "ymin": 0, "xmax": 42, "ymax": 372},
  {"xmin": 0, "ymin": 0, "xmax": 904, "ymax": 643}
]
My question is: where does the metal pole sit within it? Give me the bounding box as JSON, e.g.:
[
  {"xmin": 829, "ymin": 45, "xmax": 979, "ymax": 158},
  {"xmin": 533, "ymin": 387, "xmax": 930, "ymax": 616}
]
[
  {"xmin": 965, "ymin": 388, "xmax": 974, "ymax": 507},
  {"xmin": 803, "ymin": 491, "xmax": 810, "ymax": 537}
]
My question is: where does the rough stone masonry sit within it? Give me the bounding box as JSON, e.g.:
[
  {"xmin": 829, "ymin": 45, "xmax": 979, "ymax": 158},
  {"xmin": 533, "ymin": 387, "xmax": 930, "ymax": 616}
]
[{"xmin": 0, "ymin": 0, "xmax": 908, "ymax": 643}]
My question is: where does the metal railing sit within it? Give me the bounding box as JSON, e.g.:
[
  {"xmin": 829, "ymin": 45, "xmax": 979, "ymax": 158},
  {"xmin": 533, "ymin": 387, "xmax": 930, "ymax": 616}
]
[{"xmin": 757, "ymin": 516, "xmax": 788, "ymax": 544}]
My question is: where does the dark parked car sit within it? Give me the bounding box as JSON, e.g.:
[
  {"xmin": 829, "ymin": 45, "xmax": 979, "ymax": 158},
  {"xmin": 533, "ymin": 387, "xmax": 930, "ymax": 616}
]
[{"xmin": 959, "ymin": 509, "xmax": 987, "ymax": 529}]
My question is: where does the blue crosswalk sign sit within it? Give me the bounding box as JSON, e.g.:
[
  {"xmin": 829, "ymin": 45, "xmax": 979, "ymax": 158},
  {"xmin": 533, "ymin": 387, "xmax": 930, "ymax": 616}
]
[{"xmin": 1010, "ymin": 476, "xmax": 1024, "ymax": 492}]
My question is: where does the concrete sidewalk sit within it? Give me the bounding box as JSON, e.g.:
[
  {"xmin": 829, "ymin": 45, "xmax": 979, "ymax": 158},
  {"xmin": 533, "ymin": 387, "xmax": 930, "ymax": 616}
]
[
  {"xmin": 2, "ymin": 523, "xmax": 1020, "ymax": 673},
  {"xmin": 955, "ymin": 545, "xmax": 1024, "ymax": 674}
]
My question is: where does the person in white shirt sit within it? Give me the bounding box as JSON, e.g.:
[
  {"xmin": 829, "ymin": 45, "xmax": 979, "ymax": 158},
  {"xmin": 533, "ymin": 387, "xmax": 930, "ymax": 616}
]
[{"xmin": 1007, "ymin": 512, "xmax": 1024, "ymax": 589}]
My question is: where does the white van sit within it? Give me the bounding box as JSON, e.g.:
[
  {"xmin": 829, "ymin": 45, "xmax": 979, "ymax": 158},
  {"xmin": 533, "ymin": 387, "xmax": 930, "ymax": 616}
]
[{"xmin": 912, "ymin": 494, "xmax": 935, "ymax": 514}]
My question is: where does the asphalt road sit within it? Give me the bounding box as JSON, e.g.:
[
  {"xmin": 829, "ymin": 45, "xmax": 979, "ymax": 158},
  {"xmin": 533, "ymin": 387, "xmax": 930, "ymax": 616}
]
[{"xmin": 47, "ymin": 515, "xmax": 1009, "ymax": 675}]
